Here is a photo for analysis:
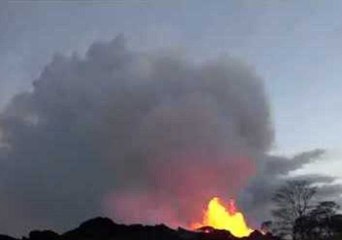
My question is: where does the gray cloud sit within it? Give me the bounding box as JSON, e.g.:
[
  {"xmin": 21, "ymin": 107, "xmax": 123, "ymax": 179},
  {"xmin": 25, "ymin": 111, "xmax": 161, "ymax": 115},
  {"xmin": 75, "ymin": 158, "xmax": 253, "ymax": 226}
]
[
  {"xmin": 238, "ymin": 149, "xmax": 342, "ymax": 225},
  {"xmin": 0, "ymin": 36, "xmax": 338, "ymax": 236}
]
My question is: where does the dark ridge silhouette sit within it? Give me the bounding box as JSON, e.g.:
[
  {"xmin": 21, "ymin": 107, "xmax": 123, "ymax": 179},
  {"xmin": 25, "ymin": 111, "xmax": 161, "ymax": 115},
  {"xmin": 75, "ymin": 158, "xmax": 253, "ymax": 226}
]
[
  {"xmin": 0, "ymin": 235, "xmax": 18, "ymax": 240},
  {"xmin": 25, "ymin": 230, "xmax": 59, "ymax": 240},
  {"xmin": 2, "ymin": 217, "xmax": 279, "ymax": 240}
]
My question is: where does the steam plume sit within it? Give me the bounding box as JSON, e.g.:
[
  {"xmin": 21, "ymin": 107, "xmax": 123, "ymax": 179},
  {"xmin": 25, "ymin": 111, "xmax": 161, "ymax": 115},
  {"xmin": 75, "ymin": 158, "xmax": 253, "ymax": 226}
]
[{"xmin": 0, "ymin": 36, "xmax": 338, "ymax": 235}]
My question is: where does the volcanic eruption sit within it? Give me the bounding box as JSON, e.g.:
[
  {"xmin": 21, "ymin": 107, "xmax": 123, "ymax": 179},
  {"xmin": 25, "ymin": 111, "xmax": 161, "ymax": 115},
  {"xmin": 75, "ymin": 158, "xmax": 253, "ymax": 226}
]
[
  {"xmin": 0, "ymin": 36, "xmax": 278, "ymax": 234},
  {"xmin": 191, "ymin": 197, "xmax": 253, "ymax": 238}
]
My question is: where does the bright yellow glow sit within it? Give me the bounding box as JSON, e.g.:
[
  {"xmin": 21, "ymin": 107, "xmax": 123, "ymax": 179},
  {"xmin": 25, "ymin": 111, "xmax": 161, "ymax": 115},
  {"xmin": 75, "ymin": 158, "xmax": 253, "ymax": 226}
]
[{"xmin": 191, "ymin": 197, "xmax": 253, "ymax": 238}]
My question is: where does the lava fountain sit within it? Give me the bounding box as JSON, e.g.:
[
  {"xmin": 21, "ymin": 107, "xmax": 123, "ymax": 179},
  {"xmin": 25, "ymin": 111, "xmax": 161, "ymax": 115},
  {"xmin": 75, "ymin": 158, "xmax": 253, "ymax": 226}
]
[{"xmin": 191, "ymin": 197, "xmax": 253, "ymax": 238}]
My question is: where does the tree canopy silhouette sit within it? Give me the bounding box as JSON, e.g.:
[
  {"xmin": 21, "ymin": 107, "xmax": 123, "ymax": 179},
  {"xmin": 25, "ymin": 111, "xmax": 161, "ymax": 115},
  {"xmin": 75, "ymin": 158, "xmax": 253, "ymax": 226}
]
[{"xmin": 271, "ymin": 180, "xmax": 316, "ymax": 239}]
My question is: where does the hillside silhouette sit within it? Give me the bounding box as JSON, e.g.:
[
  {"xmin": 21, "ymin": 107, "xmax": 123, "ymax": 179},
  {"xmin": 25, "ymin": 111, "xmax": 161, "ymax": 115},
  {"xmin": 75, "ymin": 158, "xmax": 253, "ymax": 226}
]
[{"xmin": 0, "ymin": 217, "xmax": 278, "ymax": 240}]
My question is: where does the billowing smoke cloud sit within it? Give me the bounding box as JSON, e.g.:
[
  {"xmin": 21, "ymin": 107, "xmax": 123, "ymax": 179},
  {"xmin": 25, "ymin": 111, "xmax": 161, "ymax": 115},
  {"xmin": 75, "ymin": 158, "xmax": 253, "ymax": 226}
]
[{"xmin": 0, "ymin": 36, "xmax": 339, "ymax": 236}]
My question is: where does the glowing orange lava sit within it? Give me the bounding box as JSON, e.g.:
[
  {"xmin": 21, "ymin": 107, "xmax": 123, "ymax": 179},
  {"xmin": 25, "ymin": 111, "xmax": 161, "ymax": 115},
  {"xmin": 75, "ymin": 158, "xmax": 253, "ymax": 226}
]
[{"xmin": 191, "ymin": 197, "xmax": 253, "ymax": 238}]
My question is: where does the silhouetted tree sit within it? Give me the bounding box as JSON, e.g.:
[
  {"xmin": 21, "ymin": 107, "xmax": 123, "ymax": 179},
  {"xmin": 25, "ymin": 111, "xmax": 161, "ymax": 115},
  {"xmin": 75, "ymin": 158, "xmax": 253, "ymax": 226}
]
[
  {"xmin": 330, "ymin": 214, "xmax": 342, "ymax": 240},
  {"xmin": 271, "ymin": 180, "xmax": 316, "ymax": 240},
  {"xmin": 294, "ymin": 201, "xmax": 340, "ymax": 240}
]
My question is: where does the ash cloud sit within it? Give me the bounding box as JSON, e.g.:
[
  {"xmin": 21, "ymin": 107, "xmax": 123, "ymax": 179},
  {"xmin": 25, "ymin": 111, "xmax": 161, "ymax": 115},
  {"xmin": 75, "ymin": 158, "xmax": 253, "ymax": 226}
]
[{"xmin": 0, "ymin": 36, "xmax": 338, "ymax": 235}]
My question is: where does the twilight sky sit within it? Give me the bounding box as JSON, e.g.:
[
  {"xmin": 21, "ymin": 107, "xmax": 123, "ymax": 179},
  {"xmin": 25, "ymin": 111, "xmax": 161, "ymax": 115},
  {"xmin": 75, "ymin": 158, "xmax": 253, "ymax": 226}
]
[{"xmin": 0, "ymin": 0, "xmax": 342, "ymax": 235}]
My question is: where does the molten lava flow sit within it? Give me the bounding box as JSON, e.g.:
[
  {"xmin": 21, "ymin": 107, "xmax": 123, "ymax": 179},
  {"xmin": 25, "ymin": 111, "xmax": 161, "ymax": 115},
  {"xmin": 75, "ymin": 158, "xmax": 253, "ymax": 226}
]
[{"xmin": 191, "ymin": 197, "xmax": 253, "ymax": 238}]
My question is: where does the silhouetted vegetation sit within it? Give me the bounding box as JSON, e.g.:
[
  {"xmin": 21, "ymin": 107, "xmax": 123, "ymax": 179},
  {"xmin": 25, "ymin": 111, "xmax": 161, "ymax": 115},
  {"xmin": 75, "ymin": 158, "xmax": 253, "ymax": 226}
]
[{"xmin": 271, "ymin": 180, "xmax": 342, "ymax": 240}]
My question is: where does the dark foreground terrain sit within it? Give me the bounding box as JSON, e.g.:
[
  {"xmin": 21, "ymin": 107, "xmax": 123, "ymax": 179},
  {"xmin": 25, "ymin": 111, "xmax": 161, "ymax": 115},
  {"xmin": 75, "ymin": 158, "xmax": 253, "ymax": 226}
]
[{"xmin": 0, "ymin": 217, "xmax": 278, "ymax": 240}]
